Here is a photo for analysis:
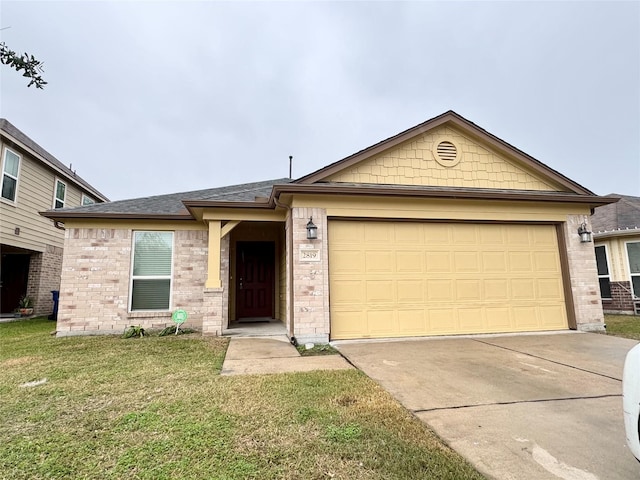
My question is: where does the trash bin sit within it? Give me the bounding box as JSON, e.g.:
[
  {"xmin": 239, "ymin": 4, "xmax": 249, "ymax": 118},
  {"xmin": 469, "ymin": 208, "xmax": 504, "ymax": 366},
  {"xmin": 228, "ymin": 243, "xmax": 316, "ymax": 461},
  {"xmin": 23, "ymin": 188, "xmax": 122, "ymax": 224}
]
[{"xmin": 49, "ymin": 290, "xmax": 59, "ymax": 321}]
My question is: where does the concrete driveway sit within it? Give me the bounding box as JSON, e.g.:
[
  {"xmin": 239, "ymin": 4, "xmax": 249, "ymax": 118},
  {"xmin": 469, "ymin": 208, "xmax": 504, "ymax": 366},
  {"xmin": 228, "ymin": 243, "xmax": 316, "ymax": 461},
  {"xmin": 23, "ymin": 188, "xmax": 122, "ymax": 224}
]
[{"xmin": 336, "ymin": 332, "xmax": 640, "ymax": 480}]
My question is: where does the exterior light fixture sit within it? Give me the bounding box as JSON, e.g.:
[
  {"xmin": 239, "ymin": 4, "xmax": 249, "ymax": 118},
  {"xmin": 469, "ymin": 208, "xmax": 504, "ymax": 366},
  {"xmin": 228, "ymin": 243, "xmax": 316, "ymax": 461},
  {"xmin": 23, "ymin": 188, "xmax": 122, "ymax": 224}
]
[
  {"xmin": 306, "ymin": 217, "xmax": 318, "ymax": 240},
  {"xmin": 577, "ymin": 219, "xmax": 592, "ymax": 243}
]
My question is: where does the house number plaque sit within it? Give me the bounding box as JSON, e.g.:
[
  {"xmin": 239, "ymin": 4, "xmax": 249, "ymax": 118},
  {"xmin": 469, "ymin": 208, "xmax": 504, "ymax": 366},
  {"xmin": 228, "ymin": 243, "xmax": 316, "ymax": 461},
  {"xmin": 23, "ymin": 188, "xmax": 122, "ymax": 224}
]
[{"xmin": 299, "ymin": 246, "xmax": 321, "ymax": 262}]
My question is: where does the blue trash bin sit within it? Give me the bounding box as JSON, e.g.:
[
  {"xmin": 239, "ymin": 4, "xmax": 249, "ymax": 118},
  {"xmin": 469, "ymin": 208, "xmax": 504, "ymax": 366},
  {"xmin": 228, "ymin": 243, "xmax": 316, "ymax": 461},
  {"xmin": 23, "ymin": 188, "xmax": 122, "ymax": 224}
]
[{"xmin": 49, "ymin": 290, "xmax": 59, "ymax": 321}]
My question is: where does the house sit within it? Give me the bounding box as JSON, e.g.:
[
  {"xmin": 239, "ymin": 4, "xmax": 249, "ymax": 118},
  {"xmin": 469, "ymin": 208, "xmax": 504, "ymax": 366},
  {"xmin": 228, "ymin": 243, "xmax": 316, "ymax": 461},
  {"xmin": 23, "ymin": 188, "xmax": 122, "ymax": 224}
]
[
  {"xmin": 591, "ymin": 194, "xmax": 640, "ymax": 314},
  {"xmin": 0, "ymin": 119, "xmax": 108, "ymax": 316},
  {"xmin": 42, "ymin": 111, "xmax": 617, "ymax": 341}
]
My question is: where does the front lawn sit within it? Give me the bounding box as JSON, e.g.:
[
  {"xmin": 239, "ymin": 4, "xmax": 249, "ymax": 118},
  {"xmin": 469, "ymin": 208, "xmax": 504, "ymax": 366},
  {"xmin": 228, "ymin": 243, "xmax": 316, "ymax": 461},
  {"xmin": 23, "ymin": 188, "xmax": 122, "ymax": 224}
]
[
  {"xmin": 0, "ymin": 318, "xmax": 484, "ymax": 480},
  {"xmin": 605, "ymin": 313, "xmax": 640, "ymax": 341}
]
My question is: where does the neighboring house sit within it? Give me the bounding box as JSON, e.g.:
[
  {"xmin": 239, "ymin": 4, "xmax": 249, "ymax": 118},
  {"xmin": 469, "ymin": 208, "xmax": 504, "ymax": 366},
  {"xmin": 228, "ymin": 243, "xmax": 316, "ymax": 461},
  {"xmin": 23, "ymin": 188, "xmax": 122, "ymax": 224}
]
[
  {"xmin": 0, "ymin": 119, "xmax": 108, "ymax": 316},
  {"xmin": 42, "ymin": 111, "xmax": 617, "ymax": 342},
  {"xmin": 591, "ymin": 194, "xmax": 640, "ymax": 315}
]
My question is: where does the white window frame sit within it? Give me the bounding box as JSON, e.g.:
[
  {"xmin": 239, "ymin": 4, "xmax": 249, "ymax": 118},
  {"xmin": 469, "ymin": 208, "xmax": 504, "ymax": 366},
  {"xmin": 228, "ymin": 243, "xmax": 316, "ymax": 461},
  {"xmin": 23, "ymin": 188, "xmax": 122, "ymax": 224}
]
[
  {"xmin": 81, "ymin": 194, "xmax": 95, "ymax": 206},
  {"xmin": 1, "ymin": 147, "xmax": 21, "ymax": 204},
  {"xmin": 625, "ymin": 240, "xmax": 640, "ymax": 299},
  {"xmin": 129, "ymin": 231, "xmax": 174, "ymax": 312},
  {"xmin": 594, "ymin": 244, "xmax": 612, "ymax": 299},
  {"xmin": 53, "ymin": 178, "xmax": 67, "ymax": 208}
]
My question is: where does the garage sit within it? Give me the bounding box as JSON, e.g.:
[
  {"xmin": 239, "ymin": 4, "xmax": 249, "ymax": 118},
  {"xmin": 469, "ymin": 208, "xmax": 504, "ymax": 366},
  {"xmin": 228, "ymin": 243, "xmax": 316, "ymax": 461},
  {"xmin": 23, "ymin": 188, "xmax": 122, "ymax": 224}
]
[{"xmin": 329, "ymin": 220, "xmax": 568, "ymax": 340}]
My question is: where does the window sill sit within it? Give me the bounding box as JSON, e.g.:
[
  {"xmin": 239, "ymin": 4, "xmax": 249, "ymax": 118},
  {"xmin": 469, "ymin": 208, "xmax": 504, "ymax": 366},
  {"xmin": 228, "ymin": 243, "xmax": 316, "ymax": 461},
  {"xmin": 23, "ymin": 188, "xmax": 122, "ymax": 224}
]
[{"xmin": 127, "ymin": 311, "xmax": 172, "ymax": 319}]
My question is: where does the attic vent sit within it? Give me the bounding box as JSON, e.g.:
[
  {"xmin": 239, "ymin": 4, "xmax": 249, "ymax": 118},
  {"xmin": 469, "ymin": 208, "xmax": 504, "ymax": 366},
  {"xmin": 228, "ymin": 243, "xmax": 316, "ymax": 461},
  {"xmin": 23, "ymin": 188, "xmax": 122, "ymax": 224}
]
[
  {"xmin": 433, "ymin": 139, "xmax": 461, "ymax": 167},
  {"xmin": 437, "ymin": 142, "xmax": 457, "ymax": 162}
]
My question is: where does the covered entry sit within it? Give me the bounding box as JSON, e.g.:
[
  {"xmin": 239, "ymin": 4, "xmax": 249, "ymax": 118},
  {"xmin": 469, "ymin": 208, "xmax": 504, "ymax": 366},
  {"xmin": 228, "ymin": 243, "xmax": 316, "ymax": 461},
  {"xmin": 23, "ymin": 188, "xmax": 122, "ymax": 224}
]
[{"xmin": 329, "ymin": 220, "xmax": 568, "ymax": 340}]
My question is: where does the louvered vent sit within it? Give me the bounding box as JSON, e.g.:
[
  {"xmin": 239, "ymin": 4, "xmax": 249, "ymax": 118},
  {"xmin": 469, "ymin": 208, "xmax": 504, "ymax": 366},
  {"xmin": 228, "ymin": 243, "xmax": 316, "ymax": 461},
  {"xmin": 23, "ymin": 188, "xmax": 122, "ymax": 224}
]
[{"xmin": 436, "ymin": 141, "xmax": 457, "ymax": 163}]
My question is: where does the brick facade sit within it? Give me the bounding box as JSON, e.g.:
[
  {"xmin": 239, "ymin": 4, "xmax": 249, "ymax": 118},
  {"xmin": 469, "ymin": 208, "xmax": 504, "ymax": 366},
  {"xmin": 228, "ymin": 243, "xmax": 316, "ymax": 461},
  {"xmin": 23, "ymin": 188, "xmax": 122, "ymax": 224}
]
[
  {"xmin": 289, "ymin": 207, "xmax": 330, "ymax": 344},
  {"xmin": 562, "ymin": 215, "xmax": 605, "ymax": 331},
  {"xmin": 602, "ymin": 281, "xmax": 636, "ymax": 314},
  {"xmin": 26, "ymin": 245, "xmax": 63, "ymax": 316},
  {"xmin": 57, "ymin": 228, "xmax": 210, "ymax": 336}
]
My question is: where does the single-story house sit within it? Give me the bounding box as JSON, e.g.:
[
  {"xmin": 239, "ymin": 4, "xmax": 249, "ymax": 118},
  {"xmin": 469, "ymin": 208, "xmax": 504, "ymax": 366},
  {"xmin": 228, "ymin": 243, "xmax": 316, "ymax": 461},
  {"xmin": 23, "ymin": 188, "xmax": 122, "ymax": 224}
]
[
  {"xmin": 591, "ymin": 194, "xmax": 640, "ymax": 315},
  {"xmin": 42, "ymin": 111, "xmax": 617, "ymax": 342}
]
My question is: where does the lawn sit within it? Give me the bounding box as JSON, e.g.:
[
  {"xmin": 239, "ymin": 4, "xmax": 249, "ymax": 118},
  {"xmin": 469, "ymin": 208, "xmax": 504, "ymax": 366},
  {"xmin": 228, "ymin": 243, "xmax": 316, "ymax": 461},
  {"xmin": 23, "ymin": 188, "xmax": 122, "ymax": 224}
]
[
  {"xmin": 605, "ymin": 313, "xmax": 640, "ymax": 341},
  {"xmin": 0, "ymin": 318, "xmax": 485, "ymax": 480}
]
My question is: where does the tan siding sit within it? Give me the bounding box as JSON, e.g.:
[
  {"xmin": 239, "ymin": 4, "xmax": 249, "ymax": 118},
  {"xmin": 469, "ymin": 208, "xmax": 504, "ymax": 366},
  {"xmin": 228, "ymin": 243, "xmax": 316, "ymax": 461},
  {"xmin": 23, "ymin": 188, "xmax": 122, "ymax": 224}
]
[
  {"xmin": 326, "ymin": 126, "xmax": 565, "ymax": 192},
  {"xmin": 0, "ymin": 140, "xmax": 97, "ymax": 252}
]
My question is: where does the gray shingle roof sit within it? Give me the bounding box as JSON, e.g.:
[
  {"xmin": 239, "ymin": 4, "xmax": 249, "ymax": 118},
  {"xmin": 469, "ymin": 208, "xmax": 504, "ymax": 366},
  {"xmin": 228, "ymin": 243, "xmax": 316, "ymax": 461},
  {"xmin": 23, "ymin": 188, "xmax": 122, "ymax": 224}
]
[
  {"xmin": 51, "ymin": 178, "xmax": 293, "ymax": 216},
  {"xmin": 591, "ymin": 194, "xmax": 640, "ymax": 232},
  {"xmin": 0, "ymin": 118, "xmax": 109, "ymax": 201}
]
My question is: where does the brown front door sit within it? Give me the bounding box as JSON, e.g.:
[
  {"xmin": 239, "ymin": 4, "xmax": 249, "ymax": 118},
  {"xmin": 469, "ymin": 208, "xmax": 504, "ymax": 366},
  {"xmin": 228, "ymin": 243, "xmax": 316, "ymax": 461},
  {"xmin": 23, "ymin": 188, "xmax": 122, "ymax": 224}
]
[{"xmin": 236, "ymin": 242, "xmax": 275, "ymax": 319}]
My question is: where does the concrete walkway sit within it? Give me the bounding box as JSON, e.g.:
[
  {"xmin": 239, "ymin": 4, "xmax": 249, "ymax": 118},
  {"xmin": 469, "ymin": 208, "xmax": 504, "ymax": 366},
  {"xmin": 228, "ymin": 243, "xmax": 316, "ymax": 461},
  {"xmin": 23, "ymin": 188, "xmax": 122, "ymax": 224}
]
[{"xmin": 220, "ymin": 336, "xmax": 353, "ymax": 375}]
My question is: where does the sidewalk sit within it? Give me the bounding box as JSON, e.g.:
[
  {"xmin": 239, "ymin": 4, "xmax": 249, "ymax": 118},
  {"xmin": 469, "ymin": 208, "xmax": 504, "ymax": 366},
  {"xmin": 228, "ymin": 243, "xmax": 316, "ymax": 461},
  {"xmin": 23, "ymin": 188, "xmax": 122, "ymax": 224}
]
[{"xmin": 220, "ymin": 337, "xmax": 353, "ymax": 376}]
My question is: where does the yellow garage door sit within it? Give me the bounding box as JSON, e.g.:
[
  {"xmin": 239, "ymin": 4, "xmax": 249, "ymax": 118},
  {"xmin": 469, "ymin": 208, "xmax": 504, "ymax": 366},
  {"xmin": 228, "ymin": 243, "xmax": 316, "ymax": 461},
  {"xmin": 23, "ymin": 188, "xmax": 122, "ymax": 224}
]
[{"xmin": 329, "ymin": 221, "xmax": 567, "ymax": 340}]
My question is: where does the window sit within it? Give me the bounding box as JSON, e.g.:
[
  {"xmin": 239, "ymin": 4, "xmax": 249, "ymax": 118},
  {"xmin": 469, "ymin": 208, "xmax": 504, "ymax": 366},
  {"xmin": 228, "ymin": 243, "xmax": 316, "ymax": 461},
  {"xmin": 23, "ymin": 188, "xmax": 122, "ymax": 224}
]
[
  {"xmin": 54, "ymin": 179, "xmax": 66, "ymax": 208},
  {"xmin": 130, "ymin": 231, "xmax": 173, "ymax": 311},
  {"xmin": 595, "ymin": 245, "xmax": 611, "ymax": 299},
  {"xmin": 82, "ymin": 194, "xmax": 95, "ymax": 206},
  {"xmin": 1, "ymin": 148, "xmax": 21, "ymax": 202},
  {"xmin": 627, "ymin": 242, "xmax": 640, "ymax": 298}
]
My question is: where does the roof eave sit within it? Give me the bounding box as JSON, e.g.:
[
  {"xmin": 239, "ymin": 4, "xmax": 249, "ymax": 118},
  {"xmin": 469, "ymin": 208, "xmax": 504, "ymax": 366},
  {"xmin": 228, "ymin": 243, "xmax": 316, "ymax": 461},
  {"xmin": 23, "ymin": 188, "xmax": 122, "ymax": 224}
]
[
  {"xmin": 272, "ymin": 183, "xmax": 618, "ymax": 207},
  {"xmin": 39, "ymin": 211, "xmax": 194, "ymax": 222}
]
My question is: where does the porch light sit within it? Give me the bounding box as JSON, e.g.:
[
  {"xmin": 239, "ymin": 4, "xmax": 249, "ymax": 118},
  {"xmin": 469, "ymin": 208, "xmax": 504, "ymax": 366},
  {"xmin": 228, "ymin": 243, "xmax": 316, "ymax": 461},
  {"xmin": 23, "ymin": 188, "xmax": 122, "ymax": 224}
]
[
  {"xmin": 578, "ymin": 220, "xmax": 592, "ymax": 243},
  {"xmin": 306, "ymin": 217, "xmax": 318, "ymax": 240}
]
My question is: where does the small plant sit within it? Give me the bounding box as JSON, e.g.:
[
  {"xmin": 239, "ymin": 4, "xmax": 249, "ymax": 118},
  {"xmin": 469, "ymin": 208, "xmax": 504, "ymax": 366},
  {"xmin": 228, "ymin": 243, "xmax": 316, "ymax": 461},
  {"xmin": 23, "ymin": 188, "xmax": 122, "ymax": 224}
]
[
  {"xmin": 159, "ymin": 325, "xmax": 196, "ymax": 336},
  {"xmin": 18, "ymin": 295, "xmax": 34, "ymax": 308},
  {"xmin": 123, "ymin": 325, "xmax": 146, "ymax": 338}
]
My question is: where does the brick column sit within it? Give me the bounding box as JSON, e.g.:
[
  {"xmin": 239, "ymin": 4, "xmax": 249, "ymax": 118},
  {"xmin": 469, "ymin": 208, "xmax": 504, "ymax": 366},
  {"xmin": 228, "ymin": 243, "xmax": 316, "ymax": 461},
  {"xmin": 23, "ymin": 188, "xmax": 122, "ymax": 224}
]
[
  {"xmin": 290, "ymin": 207, "xmax": 330, "ymax": 344},
  {"xmin": 562, "ymin": 215, "xmax": 605, "ymax": 332},
  {"xmin": 202, "ymin": 234, "xmax": 229, "ymax": 335}
]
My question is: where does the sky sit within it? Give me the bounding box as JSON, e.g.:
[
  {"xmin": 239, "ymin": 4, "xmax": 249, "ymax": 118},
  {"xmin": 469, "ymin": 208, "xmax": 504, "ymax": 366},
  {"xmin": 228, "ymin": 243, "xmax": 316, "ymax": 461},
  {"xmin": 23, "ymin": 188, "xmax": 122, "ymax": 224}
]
[{"xmin": 1, "ymin": 1, "xmax": 638, "ymax": 202}]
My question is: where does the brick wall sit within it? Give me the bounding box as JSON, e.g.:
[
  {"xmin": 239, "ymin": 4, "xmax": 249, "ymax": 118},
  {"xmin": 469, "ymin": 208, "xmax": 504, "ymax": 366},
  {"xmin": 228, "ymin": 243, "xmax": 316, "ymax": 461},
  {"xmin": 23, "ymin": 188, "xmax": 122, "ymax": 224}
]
[
  {"xmin": 202, "ymin": 234, "xmax": 229, "ymax": 336},
  {"xmin": 562, "ymin": 215, "xmax": 605, "ymax": 331},
  {"xmin": 602, "ymin": 281, "xmax": 636, "ymax": 314},
  {"xmin": 290, "ymin": 207, "xmax": 330, "ymax": 343},
  {"xmin": 57, "ymin": 228, "xmax": 209, "ymax": 336},
  {"xmin": 26, "ymin": 245, "xmax": 63, "ymax": 316}
]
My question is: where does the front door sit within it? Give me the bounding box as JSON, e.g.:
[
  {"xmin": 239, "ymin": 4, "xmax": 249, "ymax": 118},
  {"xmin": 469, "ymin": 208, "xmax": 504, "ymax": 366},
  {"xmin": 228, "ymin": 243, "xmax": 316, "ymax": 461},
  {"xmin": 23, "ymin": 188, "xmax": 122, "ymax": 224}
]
[
  {"xmin": 0, "ymin": 253, "xmax": 30, "ymax": 314},
  {"xmin": 236, "ymin": 242, "xmax": 275, "ymax": 319}
]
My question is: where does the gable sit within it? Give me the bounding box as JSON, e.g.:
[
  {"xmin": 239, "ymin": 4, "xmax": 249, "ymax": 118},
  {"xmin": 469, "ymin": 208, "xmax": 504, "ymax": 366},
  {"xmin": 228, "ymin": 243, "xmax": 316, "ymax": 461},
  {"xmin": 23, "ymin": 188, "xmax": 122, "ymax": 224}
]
[{"xmin": 325, "ymin": 125, "xmax": 566, "ymax": 192}]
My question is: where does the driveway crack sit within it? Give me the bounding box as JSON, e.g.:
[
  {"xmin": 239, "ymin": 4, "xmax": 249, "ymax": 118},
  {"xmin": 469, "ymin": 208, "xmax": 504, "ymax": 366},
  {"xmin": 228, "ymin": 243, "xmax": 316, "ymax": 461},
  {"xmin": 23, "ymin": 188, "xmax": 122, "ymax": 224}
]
[
  {"xmin": 413, "ymin": 393, "xmax": 622, "ymax": 413},
  {"xmin": 471, "ymin": 338, "xmax": 622, "ymax": 382}
]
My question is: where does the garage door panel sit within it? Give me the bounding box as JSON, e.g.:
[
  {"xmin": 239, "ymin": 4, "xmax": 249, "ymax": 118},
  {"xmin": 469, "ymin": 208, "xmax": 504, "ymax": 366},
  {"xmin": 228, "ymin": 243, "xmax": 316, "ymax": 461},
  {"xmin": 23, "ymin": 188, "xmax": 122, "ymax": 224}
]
[
  {"xmin": 456, "ymin": 279, "xmax": 482, "ymax": 301},
  {"xmin": 426, "ymin": 279, "xmax": 455, "ymax": 301},
  {"xmin": 397, "ymin": 280, "xmax": 424, "ymax": 303},
  {"xmin": 398, "ymin": 309, "xmax": 426, "ymax": 334},
  {"xmin": 426, "ymin": 252, "xmax": 452, "ymax": 272},
  {"xmin": 330, "ymin": 221, "xmax": 567, "ymax": 340},
  {"xmin": 365, "ymin": 251, "xmax": 394, "ymax": 272},
  {"xmin": 330, "ymin": 280, "xmax": 364, "ymax": 304},
  {"xmin": 396, "ymin": 250, "xmax": 424, "ymax": 272},
  {"xmin": 365, "ymin": 280, "xmax": 395, "ymax": 303}
]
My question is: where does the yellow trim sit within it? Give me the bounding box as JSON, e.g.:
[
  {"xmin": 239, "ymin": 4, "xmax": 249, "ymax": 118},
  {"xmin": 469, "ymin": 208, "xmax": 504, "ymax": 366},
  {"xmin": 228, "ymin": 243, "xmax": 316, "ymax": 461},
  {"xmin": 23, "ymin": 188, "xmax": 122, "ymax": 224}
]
[
  {"xmin": 206, "ymin": 221, "xmax": 222, "ymax": 288},
  {"xmin": 221, "ymin": 220, "xmax": 241, "ymax": 238},
  {"xmin": 291, "ymin": 195, "xmax": 590, "ymax": 222},
  {"xmin": 203, "ymin": 209, "xmax": 286, "ymax": 221},
  {"xmin": 62, "ymin": 219, "xmax": 206, "ymax": 230}
]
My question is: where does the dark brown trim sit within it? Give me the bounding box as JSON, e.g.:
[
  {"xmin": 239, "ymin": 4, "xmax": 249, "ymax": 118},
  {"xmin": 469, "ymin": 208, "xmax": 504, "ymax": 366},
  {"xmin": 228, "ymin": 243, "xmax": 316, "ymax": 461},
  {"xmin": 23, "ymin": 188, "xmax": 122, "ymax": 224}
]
[
  {"xmin": 556, "ymin": 224, "xmax": 577, "ymax": 330},
  {"xmin": 271, "ymin": 183, "xmax": 619, "ymax": 207},
  {"xmin": 39, "ymin": 211, "xmax": 194, "ymax": 221},
  {"xmin": 294, "ymin": 111, "xmax": 595, "ymax": 196}
]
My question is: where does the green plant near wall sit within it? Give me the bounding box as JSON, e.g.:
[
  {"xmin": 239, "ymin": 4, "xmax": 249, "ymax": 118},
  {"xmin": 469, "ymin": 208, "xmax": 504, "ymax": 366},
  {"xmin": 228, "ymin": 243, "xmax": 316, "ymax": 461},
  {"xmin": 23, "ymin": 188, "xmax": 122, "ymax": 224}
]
[{"xmin": 123, "ymin": 325, "xmax": 146, "ymax": 338}]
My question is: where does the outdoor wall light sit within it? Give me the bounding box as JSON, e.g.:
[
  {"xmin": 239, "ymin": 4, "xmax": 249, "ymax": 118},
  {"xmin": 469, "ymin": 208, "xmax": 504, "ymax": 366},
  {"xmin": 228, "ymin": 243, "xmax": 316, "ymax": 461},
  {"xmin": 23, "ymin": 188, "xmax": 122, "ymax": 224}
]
[
  {"xmin": 577, "ymin": 220, "xmax": 592, "ymax": 243},
  {"xmin": 306, "ymin": 217, "xmax": 318, "ymax": 240}
]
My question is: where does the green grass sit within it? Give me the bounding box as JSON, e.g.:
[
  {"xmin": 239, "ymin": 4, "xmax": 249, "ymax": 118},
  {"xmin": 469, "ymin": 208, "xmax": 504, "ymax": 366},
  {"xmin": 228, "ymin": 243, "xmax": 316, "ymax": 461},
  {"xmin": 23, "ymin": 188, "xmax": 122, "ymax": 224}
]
[
  {"xmin": 0, "ymin": 317, "xmax": 485, "ymax": 480},
  {"xmin": 297, "ymin": 343, "xmax": 339, "ymax": 356},
  {"xmin": 605, "ymin": 313, "xmax": 640, "ymax": 341}
]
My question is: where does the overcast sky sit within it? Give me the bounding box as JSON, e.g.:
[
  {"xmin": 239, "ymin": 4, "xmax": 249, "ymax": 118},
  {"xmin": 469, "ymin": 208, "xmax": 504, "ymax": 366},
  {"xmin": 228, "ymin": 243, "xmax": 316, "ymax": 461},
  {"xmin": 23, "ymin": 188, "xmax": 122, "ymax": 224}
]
[{"xmin": 1, "ymin": 1, "xmax": 638, "ymax": 201}]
